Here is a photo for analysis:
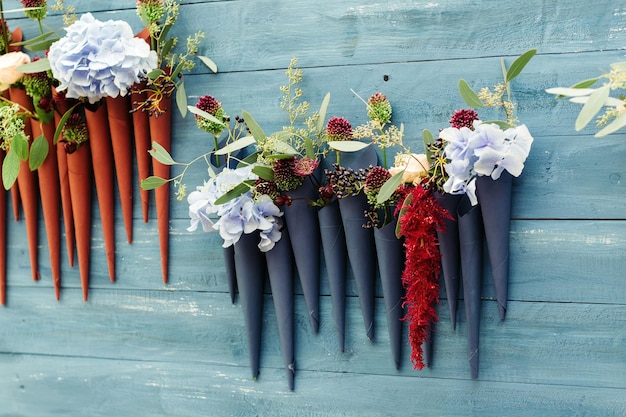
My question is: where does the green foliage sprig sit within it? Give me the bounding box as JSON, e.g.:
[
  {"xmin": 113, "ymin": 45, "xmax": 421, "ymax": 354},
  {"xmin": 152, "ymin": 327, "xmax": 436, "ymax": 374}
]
[
  {"xmin": 133, "ymin": 0, "xmax": 217, "ymax": 118},
  {"xmin": 546, "ymin": 61, "xmax": 626, "ymax": 137},
  {"xmin": 458, "ymin": 48, "xmax": 537, "ymax": 128}
]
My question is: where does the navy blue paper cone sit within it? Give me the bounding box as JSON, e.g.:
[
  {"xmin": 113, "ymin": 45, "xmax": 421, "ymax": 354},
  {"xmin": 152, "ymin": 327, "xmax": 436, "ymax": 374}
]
[
  {"xmin": 284, "ymin": 174, "xmax": 321, "ymax": 333},
  {"xmin": 338, "ymin": 146, "xmax": 378, "ymax": 341},
  {"xmin": 420, "ymin": 327, "xmax": 433, "ymax": 368},
  {"xmin": 374, "ymin": 219, "xmax": 405, "ymax": 369},
  {"xmin": 457, "ymin": 195, "xmax": 483, "ymax": 380},
  {"xmin": 434, "ymin": 192, "xmax": 462, "ymax": 330},
  {"xmin": 265, "ymin": 229, "xmax": 296, "ymax": 391},
  {"xmin": 476, "ymin": 171, "xmax": 512, "ymax": 321},
  {"xmin": 223, "ymin": 246, "xmax": 238, "ymax": 304},
  {"xmin": 339, "ymin": 193, "xmax": 377, "ymax": 341},
  {"xmin": 233, "ymin": 233, "xmax": 267, "ymax": 380},
  {"xmin": 318, "ymin": 200, "xmax": 348, "ymax": 352}
]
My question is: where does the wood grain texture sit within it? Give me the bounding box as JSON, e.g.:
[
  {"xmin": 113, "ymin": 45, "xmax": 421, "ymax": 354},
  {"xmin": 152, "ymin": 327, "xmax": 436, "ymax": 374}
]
[
  {"xmin": 1, "ymin": 287, "xmax": 625, "ymax": 389},
  {"xmin": 1, "ymin": 0, "xmax": 625, "ymax": 415},
  {"xmin": 2, "ymin": 353, "xmax": 625, "ymax": 417}
]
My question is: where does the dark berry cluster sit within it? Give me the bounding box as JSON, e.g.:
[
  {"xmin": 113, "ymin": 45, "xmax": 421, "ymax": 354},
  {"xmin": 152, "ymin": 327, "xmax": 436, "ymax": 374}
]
[
  {"xmin": 324, "ymin": 163, "xmax": 366, "ymax": 199},
  {"xmin": 130, "ymin": 73, "xmax": 176, "ymax": 118}
]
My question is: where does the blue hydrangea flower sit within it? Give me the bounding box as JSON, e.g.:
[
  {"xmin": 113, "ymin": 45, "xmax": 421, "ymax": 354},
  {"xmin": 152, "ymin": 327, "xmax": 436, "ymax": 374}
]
[
  {"xmin": 187, "ymin": 165, "xmax": 283, "ymax": 251},
  {"xmin": 442, "ymin": 121, "xmax": 533, "ymax": 206},
  {"xmin": 48, "ymin": 13, "xmax": 158, "ymax": 103}
]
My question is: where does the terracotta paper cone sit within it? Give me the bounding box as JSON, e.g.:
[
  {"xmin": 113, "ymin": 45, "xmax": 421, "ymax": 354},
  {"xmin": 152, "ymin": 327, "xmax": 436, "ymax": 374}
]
[
  {"xmin": 265, "ymin": 229, "xmax": 295, "ymax": 390},
  {"xmin": 148, "ymin": 96, "xmax": 173, "ymax": 284},
  {"xmin": 283, "ymin": 175, "xmax": 321, "ymax": 333},
  {"xmin": 434, "ymin": 192, "xmax": 462, "ymax": 330},
  {"xmin": 318, "ymin": 200, "xmax": 347, "ymax": 352},
  {"xmin": 105, "ymin": 95, "xmax": 134, "ymax": 243},
  {"xmin": 7, "ymin": 29, "xmax": 23, "ymax": 223},
  {"xmin": 131, "ymin": 88, "xmax": 152, "ymax": 223},
  {"xmin": 31, "ymin": 120, "xmax": 61, "ymax": 300},
  {"xmin": 0, "ymin": 150, "xmax": 6, "ymax": 305},
  {"xmin": 476, "ymin": 172, "xmax": 512, "ymax": 321},
  {"xmin": 8, "ymin": 87, "xmax": 39, "ymax": 281},
  {"xmin": 374, "ymin": 219, "xmax": 405, "ymax": 370},
  {"xmin": 10, "ymin": 179, "xmax": 19, "ymax": 221},
  {"xmin": 133, "ymin": 28, "xmax": 152, "ymax": 223},
  {"xmin": 233, "ymin": 233, "xmax": 266, "ymax": 380},
  {"xmin": 53, "ymin": 95, "xmax": 76, "ymax": 268},
  {"xmin": 84, "ymin": 103, "xmax": 116, "ymax": 283},
  {"xmin": 66, "ymin": 143, "xmax": 93, "ymax": 301},
  {"xmin": 457, "ymin": 196, "xmax": 483, "ymax": 379}
]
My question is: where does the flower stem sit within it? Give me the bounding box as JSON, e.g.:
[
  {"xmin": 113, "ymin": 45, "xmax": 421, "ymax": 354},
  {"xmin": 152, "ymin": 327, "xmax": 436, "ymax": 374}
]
[{"xmin": 213, "ymin": 135, "xmax": 220, "ymax": 168}]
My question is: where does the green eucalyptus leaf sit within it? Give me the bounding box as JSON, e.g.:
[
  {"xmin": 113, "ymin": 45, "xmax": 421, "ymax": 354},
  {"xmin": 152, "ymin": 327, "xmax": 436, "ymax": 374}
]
[
  {"xmin": 170, "ymin": 62, "xmax": 184, "ymax": 80},
  {"xmin": 569, "ymin": 96, "xmax": 623, "ymax": 107},
  {"xmin": 12, "ymin": 132, "xmax": 29, "ymax": 161},
  {"xmin": 328, "ymin": 141, "xmax": 370, "ymax": 152},
  {"xmin": 395, "ymin": 191, "xmax": 414, "ymax": 238},
  {"xmin": 214, "ymin": 180, "xmax": 255, "ymax": 205},
  {"xmin": 24, "ymin": 39, "xmax": 57, "ymax": 52},
  {"xmin": 265, "ymin": 153, "xmax": 295, "ymax": 160},
  {"xmin": 571, "ymin": 77, "xmax": 601, "ymax": 89},
  {"xmin": 147, "ymin": 69, "xmax": 163, "ymax": 80},
  {"xmin": 53, "ymin": 103, "xmax": 80, "ymax": 144},
  {"xmin": 140, "ymin": 176, "xmax": 169, "ymax": 190},
  {"xmin": 187, "ymin": 106, "xmax": 224, "ymax": 125},
  {"xmin": 157, "ymin": 22, "xmax": 174, "ymax": 44},
  {"xmin": 377, "ymin": 170, "xmax": 404, "ymax": 205},
  {"xmin": 176, "ymin": 80, "xmax": 188, "ymax": 117},
  {"xmin": 2, "ymin": 148, "xmax": 19, "ymax": 190},
  {"xmin": 17, "ymin": 57, "xmax": 50, "ymax": 74},
  {"xmin": 252, "ymin": 166, "xmax": 275, "ymax": 181},
  {"xmin": 505, "ymin": 49, "xmax": 537, "ymax": 82},
  {"xmin": 481, "ymin": 120, "xmax": 514, "ymax": 129},
  {"xmin": 595, "ymin": 110, "xmax": 626, "ymax": 137},
  {"xmin": 160, "ymin": 38, "xmax": 176, "ymax": 60},
  {"xmin": 545, "ymin": 87, "xmax": 596, "ymax": 97},
  {"xmin": 149, "ymin": 141, "xmax": 176, "ymax": 165},
  {"xmin": 237, "ymin": 152, "xmax": 259, "ymax": 167},
  {"xmin": 304, "ymin": 137, "xmax": 315, "ymax": 159},
  {"xmin": 198, "ymin": 55, "xmax": 218, "ymax": 73},
  {"xmin": 11, "ymin": 30, "xmax": 56, "ymax": 46},
  {"xmin": 215, "ymin": 135, "xmax": 256, "ymax": 155},
  {"xmin": 458, "ymin": 79, "xmax": 485, "ymax": 108},
  {"xmin": 273, "ymin": 140, "xmax": 299, "ymax": 155},
  {"xmin": 242, "ymin": 111, "xmax": 267, "ymax": 143},
  {"xmin": 28, "ymin": 134, "xmax": 49, "ymax": 171},
  {"xmin": 422, "ymin": 128, "xmax": 435, "ymax": 159},
  {"xmin": 575, "ymin": 84, "xmax": 610, "ymax": 131},
  {"xmin": 317, "ymin": 92, "xmax": 331, "ymax": 133}
]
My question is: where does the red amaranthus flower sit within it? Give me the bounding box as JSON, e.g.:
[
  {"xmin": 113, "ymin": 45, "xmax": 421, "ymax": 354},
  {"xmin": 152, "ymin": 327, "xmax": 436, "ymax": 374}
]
[{"xmin": 397, "ymin": 186, "xmax": 451, "ymax": 370}]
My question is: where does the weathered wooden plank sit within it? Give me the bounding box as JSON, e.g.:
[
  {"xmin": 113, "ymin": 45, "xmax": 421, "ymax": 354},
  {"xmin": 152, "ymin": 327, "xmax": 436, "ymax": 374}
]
[
  {"xmin": 2, "ymin": 353, "xmax": 625, "ymax": 417},
  {"xmin": 6, "ymin": 0, "xmax": 626, "ymax": 74},
  {"xmin": 1, "ymin": 287, "xmax": 625, "ymax": 388},
  {"xmin": 5, "ymin": 218, "xmax": 626, "ymax": 306}
]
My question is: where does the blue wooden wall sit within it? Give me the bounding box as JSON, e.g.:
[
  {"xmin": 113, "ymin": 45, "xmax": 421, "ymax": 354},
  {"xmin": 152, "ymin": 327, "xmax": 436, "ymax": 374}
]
[{"xmin": 1, "ymin": 0, "xmax": 626, "ymax": 415}]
